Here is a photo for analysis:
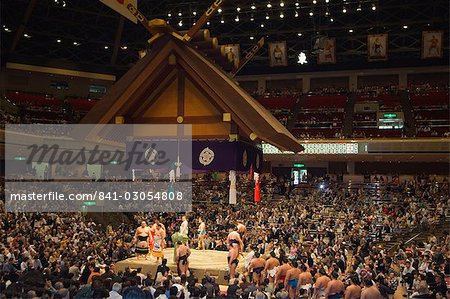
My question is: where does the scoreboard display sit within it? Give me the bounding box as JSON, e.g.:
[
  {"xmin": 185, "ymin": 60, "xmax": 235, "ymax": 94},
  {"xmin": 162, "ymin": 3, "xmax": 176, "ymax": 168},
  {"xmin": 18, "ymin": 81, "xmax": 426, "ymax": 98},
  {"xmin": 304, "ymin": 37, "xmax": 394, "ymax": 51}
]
[{"xmin": 263, "ymin": 142, "xmax": 359, "ymax": 155}]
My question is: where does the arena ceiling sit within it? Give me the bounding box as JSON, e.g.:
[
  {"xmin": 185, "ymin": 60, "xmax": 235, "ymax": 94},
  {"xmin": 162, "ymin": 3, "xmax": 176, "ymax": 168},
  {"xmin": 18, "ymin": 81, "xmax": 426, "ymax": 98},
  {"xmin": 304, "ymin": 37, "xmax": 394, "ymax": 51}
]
[{"xmin": 1, "ymin": 0, "xmax": 448, "ymax": 76}]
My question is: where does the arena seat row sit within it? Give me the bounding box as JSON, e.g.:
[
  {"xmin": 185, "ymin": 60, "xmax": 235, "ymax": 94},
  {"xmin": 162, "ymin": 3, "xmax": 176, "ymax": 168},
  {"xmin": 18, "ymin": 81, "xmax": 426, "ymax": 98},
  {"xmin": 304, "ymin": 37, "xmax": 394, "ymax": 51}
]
[
  {"xmin": 257, "ymin": 95, "xmax": 296, "ymax": 110},
  {"xmin": 6, "ymin": 90, "xmax": 61, "ymax": 107},
  {"xmin": 412, "ymin": 91, "xmax": 450, "ymax": 137},
  {"xmin": 66, "ymin": 97, "xmax": 99, "ymax": 111},
  {"xmin": 302, "ymin": 94, "xmax": 348, "ymax": 109},
  {"xmin": 410, "ymin": 91, "xmax": 449, "ymax": 106}
]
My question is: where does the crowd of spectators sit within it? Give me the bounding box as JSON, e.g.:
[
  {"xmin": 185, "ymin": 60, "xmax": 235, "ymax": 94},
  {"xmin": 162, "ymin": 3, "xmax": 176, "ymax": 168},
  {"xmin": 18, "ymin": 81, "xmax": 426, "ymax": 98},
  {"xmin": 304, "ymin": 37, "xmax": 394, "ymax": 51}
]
[{"xmin": 1, "ymin": 173, "xmax": 449, "ymax": 298}]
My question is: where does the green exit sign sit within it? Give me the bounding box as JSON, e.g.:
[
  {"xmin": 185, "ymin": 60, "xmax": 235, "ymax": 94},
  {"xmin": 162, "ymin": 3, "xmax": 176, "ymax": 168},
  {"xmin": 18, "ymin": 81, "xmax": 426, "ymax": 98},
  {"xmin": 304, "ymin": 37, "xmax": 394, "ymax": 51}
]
[
  {"xmin": 84, "ymin": 202, "xmax": 96, "ymax": 206},
  {"xmin": 14, "ymin": 156, "xmax": 26, "ymax": 161},
  {"xmin": 383, "ymin": 113, "xmax": 397, "ymax": 118},
  {"xmin": 293, "ymin": 163, "xmax": 305, "ymax": 168}
]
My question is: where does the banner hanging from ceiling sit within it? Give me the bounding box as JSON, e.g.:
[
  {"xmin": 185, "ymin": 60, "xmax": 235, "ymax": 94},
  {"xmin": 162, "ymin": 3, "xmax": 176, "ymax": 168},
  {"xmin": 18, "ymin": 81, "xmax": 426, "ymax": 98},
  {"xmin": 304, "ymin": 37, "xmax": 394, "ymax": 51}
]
[
  {"xmin": 269, "ymin": 41, "xmax": 288, "ymax": 67},
  {"xmin": 368, "ymin": 34, "xmax": 388, "ymax": 61}
]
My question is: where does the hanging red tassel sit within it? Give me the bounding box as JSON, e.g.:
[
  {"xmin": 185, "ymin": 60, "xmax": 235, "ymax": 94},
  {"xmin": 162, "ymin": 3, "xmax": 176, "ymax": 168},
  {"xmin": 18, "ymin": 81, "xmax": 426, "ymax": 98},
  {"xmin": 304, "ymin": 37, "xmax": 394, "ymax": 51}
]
[{"xmin": 254, "ymin": 172, "xmax": 261, "ymax": 203}]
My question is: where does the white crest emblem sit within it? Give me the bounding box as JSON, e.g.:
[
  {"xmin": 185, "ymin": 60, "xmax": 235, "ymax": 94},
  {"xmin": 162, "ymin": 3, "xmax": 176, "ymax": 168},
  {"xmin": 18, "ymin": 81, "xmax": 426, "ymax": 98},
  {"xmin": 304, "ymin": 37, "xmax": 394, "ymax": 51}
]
[
  {"xmin": 242, "ymin": 149, "xmax": 248, "ymax": 167},
  {"xmin": 144, "ymin": 147, "xmax": 158, "ymax": 165},
  {"xmin": 199, "ymin": 147, "xmax": 214, "ymax": 166}
]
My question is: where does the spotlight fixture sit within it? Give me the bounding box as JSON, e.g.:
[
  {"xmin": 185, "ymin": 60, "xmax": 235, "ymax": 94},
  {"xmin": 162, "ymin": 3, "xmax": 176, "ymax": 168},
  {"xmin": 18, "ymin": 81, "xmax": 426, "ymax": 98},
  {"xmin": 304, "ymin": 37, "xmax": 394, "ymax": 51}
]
[
  {"xmin": 236, "ymin": 7, "xmax": 241, "ymax": 12},
  {"xmin": 251, "ymin": 3, "xmax": 256, "ymax": 9},
  {"xmin": 309, "ymin": 11, "xmax": 314, "ymax": 16},
  {"xmin": 342, "ymin": 7, "xmax": 347, "ymax": 13},
  {"xmin": 295, "ymin": 10, "xmax": 299, "ymax": 17},
  {"xmin": 250, "ymin": 36, "xmax": 255, "ymax": 40},
  {"xmin": 403, "ymin": 25, "xmax": 408, "ymax": 29},
  {"xmin": 348, "ymin": 29, "xmax": 353, "ymax": 32},
  {"xmin": 280, "ymin": 12, "xmax": 284, "ymax": 18},
  {"xmin": 266, "ymin": 13, "xmax": 270, "ymax": 19},
  {"xmin": 280, "ymin": 1, "xmax": 285, "ymax": 7},
  {"xmin": 56, "ymin": 39, "xmax": 61, "ymax": 43},
  {"xmin": 235, "ymin": 15, "xmax": 240, "ymax": 22},
  {"xmin": 267, "ymin": 2, "xmax": 272, "ymax": 8},
  {"xmin": 357, "ymin": 4, "xmax": 362, "ymax": 11},
  {"xmin": 372, "ymin": 4, "xmax": 376, "ymax": 10}
]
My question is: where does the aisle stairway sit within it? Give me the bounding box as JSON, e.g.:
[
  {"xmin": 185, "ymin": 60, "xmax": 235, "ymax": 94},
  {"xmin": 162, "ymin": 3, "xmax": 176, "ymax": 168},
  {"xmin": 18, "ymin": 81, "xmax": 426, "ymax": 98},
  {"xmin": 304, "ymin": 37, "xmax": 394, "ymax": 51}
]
[
  {"xmin": 342, "ymin": 93, "xmax": 356, "ymax": 137},
  {"xmin": 399, "ymin": 90, "xmax": 417, "ymax": 137},
  {"xmin": 287, "ymin": 94, "xmax": 306, "ymax": 131},
  {"xmin": 384, "ymin": 219, "xmax": 450, "ymax": 254}
]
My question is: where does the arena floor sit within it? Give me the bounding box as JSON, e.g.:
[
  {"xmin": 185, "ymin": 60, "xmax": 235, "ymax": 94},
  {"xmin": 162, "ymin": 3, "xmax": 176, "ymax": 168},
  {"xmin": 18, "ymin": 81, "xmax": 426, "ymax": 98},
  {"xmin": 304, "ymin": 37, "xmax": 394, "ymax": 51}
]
[{"xmin": 115, "ymin": 248, "xmax": 234, "ymax": 280}]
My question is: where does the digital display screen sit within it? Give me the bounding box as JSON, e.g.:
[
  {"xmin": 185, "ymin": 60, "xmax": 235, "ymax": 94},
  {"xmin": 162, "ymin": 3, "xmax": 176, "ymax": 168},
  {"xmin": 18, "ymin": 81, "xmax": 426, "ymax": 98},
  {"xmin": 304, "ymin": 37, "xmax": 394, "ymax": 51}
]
[{"xmin": 263, "ymin": 143, "xmax": 359, "ymax": 155}]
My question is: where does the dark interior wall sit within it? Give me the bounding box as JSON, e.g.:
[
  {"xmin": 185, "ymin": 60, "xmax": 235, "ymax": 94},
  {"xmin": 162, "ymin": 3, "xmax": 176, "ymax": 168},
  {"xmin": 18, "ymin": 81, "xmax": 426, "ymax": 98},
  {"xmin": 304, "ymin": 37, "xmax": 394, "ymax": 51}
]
[
  {"xmin": 266, "ymin": 79, "xmax": 302, "ymax": 91},
  {"xmin": 237, "ymin": 80, "xmax": 258, "ymax": 93},
  {"xmin": 0, "ymin": 68, "xmax": 114, "ymax": 98},
  {"xmin": 310, "ymin": 77, "xmax": 349, "ymax": 90},
  {"xmin": 355, "ymin": 162, "xmax": 450, "ymax": 175},
  {"xmin": 357, "ymin": 75, "xmax": 399, "ymax": 88},
  {"xmin": 271, "ymin": 167, "xmax": 292, "ymax": 179},
  {"xmin": 328, "ymin": 162, "xmax": 347, "ymax": 174},
  {"xmin": 407, "ymin": 72, "xmax": 450, "ymax": 86}
]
